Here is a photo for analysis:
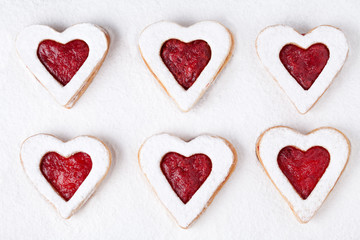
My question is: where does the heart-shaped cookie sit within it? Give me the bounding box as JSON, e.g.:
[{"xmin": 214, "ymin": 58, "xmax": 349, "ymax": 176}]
[
  {"xmin": 20, "ymin": 134, "xmax": 111, "ymax": 218},
  {"xmin": 256, "ymin": 126, "xmax": 350, "ymax": 222},
  {"xmin": 138, "ymin": 134, "xmax": 237, "ymax": 228},
  {"xmin": 256, "ymin": 25, "xmax": 348, "ymax": 114},
  {"xmin": 139, "ymin": 21, "xmax": 233, "ymax": 112},
  {"xmin": 16, "ymin": 23, "xmax": 110, "ymax": 108}
]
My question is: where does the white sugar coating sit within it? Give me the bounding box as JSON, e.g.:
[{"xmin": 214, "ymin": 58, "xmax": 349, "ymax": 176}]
[
  {"xmin": 16, "ymin": 23, "xmax": 109, "ymax": 108},
  {"xmin": 257, "ymin": 127, "xmax": 350, "ymax": 223},
  {"xmin": 20, "ymin": 134, "xmax": 111, "ymax": 219},
  {"xmin": 256, "ymin": 25, "xmax": 348, "ymax": 114},
  {"xmin": 139, "ymin": 21, "xmax": 233, "ymax": 112},
  {"xmin": 2, "ymin": 1, "xmax": 360, "ymax": 239},
  {"xmin": 138, "ymin": 134, "xmax": 236, "ymax": 228}
]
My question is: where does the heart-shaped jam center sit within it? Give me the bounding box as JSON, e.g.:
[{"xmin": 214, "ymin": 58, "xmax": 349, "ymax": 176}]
[
  {"xmin": 37, "ymin": 39, "xmax": 89, "ymax": 86},
  {"xmin": 160, "ymin": 39, "xmax": 211, "ymax": 90},
  {"xmin": 277, "ymin": 146, "xmax": 330, "ymax": 199},
  {"xmin": 279, "ymin": 43, "xmax": 329, "ymax": 90},
  {"xmin": 40, "ymin": 152, "xmax": 92, "ymax": 201},
  {"xmin": 160, "ymin": 152, "xmax": 212, "ymax": 204}
]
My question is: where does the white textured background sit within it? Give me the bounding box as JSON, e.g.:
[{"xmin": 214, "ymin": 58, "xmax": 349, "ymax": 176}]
[{"xmin": 1, "ymin": 0, "xmax": 360, "ymax": 239}]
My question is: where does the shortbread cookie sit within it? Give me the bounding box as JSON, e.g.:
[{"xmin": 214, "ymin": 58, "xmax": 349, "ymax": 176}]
[
  {"xmin": 256, "ymin": 25, "xmax": 348, "ymax": 114},
  {"xmin": 139, "ymin": 21, "xmax": 233, "ymax": 112},
  {"xmin": 20, "ymin": 134, "xmax": 111, "ymax": 218},
  {"xmin": 16, "ymin": 23, "xmax": 110, "ymax": 108},
  {"xmin": 138, "ymin": 134, "xmax": 237, "ymax": 228},
  {"xmin": 256, "ymin": 126, "xmax": 350, "ymax": 222}
]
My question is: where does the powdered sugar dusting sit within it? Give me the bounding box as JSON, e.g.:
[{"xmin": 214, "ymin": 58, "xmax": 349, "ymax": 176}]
[
  {"xmin": 256, "ymin": 25, "xmax": 348, "ymax": 114},
  {"xmin": 139, "ymin": 21, "xmax": 232, "ymax": 112},
  {"xmin": 20, "ymin": 134, "xmax": 111, "ymax": 218},
  {"xmin": 138, "ymin": 134, "xmax": 236, "ymax": 228},
  {"xmin": 257, "ymin": 127, "xmax": 350, "ymax": 222},
  {"xmin": 16, "ymin": 23, "xmax": 109, "ymax": 108}
]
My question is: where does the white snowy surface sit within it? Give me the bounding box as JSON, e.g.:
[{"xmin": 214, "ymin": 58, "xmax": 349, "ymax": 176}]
[{"xmin": 1, "ymin": 0, "xmax": 360, "ymax": 239}]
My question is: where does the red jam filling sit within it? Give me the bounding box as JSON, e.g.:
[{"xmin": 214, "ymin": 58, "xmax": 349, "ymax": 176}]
[
  {"xmin": 37, "ymin": 39, "xmax": 89, "ymax": 86},
  {"xmin": 277, "ymin": 146, "xmax": 330, "ymax": 199},
  {"xmin": 279, "ymin": 43, "xmax": 329, "ymax": 90},
  {"xmin": 160, "ymin": 152, "xmax": 212, "ymax": 204},
  {"xmin": 160, "ymin": 39, "xmax": 211, "ymax": 90},
  {"xmin": 40, "ymin": 152, "xmax": 92, "ymax": 201}
]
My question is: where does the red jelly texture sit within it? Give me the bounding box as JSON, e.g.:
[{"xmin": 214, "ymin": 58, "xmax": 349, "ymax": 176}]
[
  {"xmin": 37, "ymin": 39, "xmax": 89, "ymax": 86},
  {"xmin": 277, "ymin": 146, "xmax": 330, "ymax": 199},
  {"xmin": 40, "ymin": 152, "xmax": 92, "ymax": 201},
  {"xmin": 279, "ymin": 43, "xmax": 329, "ymax": 90},
  {"xmin": 160, "ymin": 39, "xmax": 211, "ymax": 90},
  {"xmin": 160, "ymin": 152, "xmax": 212, "ymax": 204}
]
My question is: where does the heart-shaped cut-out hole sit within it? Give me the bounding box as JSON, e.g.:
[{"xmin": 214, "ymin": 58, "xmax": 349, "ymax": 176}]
[
  {"xmin": 37, "ymin": 39, "xmax": 89, "ymax": 86},
  {"xmin": 279, "ymin": 43, "xmax": 329, "ymax": 90},
  {"xmin": 160, "ymin": 152, "xmax": 212, "ymax": 204},
  {"xmin": 160, "ymin": 39, "xmax": 211, "ymax": 90},
  {"xmin": 40, "ymin": 152, "xmax": 92, "ymax": 201},
  {"xmin": 277, "ymin": 146, "xmax": 330, "ymax": 199}
]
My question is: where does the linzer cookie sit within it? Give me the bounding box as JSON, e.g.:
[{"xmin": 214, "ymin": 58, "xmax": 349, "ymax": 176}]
[
  {"xmin": 256, "ymin": 25, "xmax": 348, "ymax": 114},
  {"xmin": 256, "ymin": 126, "xmax": 350, "ymax": 222},
  {"xmin": 138, "ymin": 134, "xmax": 237, "ymax": 228},
  {"xmin": 16, "ymin": 23, "xmax": 110, "ymax": 108},
  {"xmin": 20, "ymin": 134, "xmax": 111, "ymax": 218},
  {"xmin": 139, "ymin": 21, "xmax": 233, "ymax": 112}
]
